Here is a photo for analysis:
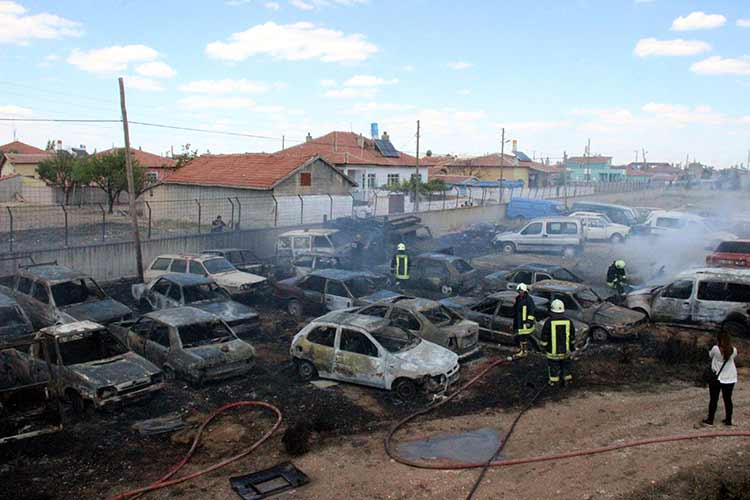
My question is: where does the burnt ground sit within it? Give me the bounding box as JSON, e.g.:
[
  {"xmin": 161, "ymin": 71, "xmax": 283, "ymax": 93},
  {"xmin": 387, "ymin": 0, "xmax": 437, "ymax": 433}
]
[{"xmin": 0, "ymin": 275, "xmax": 736, "ymax": 500}]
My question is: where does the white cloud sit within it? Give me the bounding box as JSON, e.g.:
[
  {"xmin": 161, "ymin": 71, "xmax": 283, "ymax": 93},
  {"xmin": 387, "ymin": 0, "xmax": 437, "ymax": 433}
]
[
  {"xmin": 447, "ymin": 61, "xmax": 472, "ymax": 70},
  {"xmin": 671, "ymin": 11, "xmax": 726, "ymax": 31},
  {"xmin": 343, "ymin": 75, "xmax": 398, "ymax": 87},
  {"xmin": 67, "ymin": 45, "xmax": 160, "ymax": 75},
  {"xmin": 350, "ymin": 102, "xmax": 415, "ymax": 113},
  {"xmin": 179, "ymin": 95, "xmax": 257, "ymax": 110},
  {"xmin": 290, "ymin": 0, "xmax": 313, "ymax": 9},
  {"xmin": 179, "ymin": 79, "xmax": 274, "ymax": 94},
  {"xmin": 319, "ymin": 79, "xmax": 336, "ymax": 87},
  {"xmin": 571, "ymin": 108, "xmax": 636, "ymax": 125},
  {"xmin": 265, "ymin": 1, "xmax": 280, "ymax": 9},
  {"xmin": 323, "ymin": 74, "xmax": 398, "ymax": 98},
  {"xmin": 0, "ymin": 1, "xmax": 82, "ymax": 45},
  {"xmin": 290, "ymin": 0, "xmax": 366, "ymax": 8},
  {"xmin": 0, "ymin": 104, "xmax": 33, "ymax": 116},
  {"xmin": 136, "ymin": 61, "xmax": 176, "ymax": 78},
  {"xmin": 123, "ymin": 75, "xmax": 164, "ymax": 92},
  {"xmin": 690, "ymin": 56, "xmax": 750, "ymax": 75},
  {"xmin": 503, "ymin": 120, "xmax": 572, "ymax": 132},
  {"xmin": 738, "ymin": 19, "xmax": 750, "ymax": 28},
  {"xmin": 44, "ymin": 54, "xmax": 59, "ymax": 61},
  {"xmin": 634, "ymin": 38, "xmax": 711, "ymax": 57},
  {"xmin": 457, "ymin": 89, "xmax": 471, "ymax": 96},
  {"xmin": 642, "ymin": 102, "xmax": 725, "ymax": 126},
  {"xmin": 205, "ymin": 22, "xmax": 378, "ymax": 63},
  {"xmin": 324, "ymin": 87, "xmax": 379, "ymax": 98}
]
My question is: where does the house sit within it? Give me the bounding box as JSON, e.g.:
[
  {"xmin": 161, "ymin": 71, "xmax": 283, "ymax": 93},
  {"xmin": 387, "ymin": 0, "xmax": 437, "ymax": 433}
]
[
  {"xmin": 96, "ymin": 147, "xmax": 177, "ymax": 183},
  {"xmin": 0, "ymin": 141, "xmax": 54, "ymax": 182},
  {"xmin": 151, "ymin": 152, "xmax": 357, "ymax": 228},
  {"xmin": 564, "ymin": 156, "xmax": 624, "ymax": 182},
  {"xmin": 527, "ymin": 162, "xmax": 561, "ymax": 188},
  {"xmin": 432, "ymin": 153, "xmax": 530, "ymax": 185}
]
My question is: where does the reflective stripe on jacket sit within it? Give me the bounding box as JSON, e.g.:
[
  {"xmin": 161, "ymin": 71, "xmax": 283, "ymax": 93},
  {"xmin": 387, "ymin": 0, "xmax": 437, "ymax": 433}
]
[
  {"xmin": 395, "ymin": 253, "xmax": 409, "ymax": 280},
  {"xmin": 540, "ymin": 313, "xmax": 576, "ymax": 359},
  {"xmin": 513, "ymin": 294, "xmax": 536, "ymax": 336}
]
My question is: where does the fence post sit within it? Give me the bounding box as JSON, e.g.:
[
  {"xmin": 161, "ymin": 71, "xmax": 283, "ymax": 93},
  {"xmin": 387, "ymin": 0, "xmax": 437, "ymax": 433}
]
[
  {"xmin": 480, "ymin": 187, "xmax": 486, "ymax": 206},
  {"xmin": 297, "ymin": 194, "xmax": 304, "ymax": 225},
  {"xmin": 467, "ymin": 187, "xmax": 473, "ymax": 206},
  {"xmin": 271, "ymin": 194, "xmax": 279, "ymax": 227},
  {"xmin": 60, "ymin": 204, "xmax": 68, "ymax": 247},
  {"xmin": 227, "ymin": 197, "xmax": 235, "ymax": 230},
  {"xmin": 97, "ymin": 203, "xmax": 106, "ymax": 241},
  {"xmin": 6, "ymin": 207, "xmax": 13, "ymax": 253},
  {"xmin": 328, "ymin": 193, "xmax": 334, "ymax": 221},
  {"xmin": 234, "ymin": 197, "xmax": 241, "ymax": 230},
  {"xmin": 195, "ymin": 199, "xmax": 201, "ymax": 234},
  {"xmin": 145, "ymin": 201, "xmax": 152, "ymax": 239},
  {"xmin": 349, "ymin": 193, "xmax": 355, "ymax": 218},
  {"xmin": 442, "ymin": 189, "xmax": 446, "ymax": 210}
]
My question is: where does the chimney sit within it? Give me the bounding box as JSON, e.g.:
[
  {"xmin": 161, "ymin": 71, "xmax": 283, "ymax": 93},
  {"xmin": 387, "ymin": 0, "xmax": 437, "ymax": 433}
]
[
  {"xmin": 56, "ymin": 139, "xmax": 62, "ymax": 151},
  {"xmin": 357, "ymin": 133, "xmax": 364, "ymax": 148},
  {"xmin": 305, "ymin": 132, "xmax": 312, "ymax": 143},
  {"xmin": 382, "ymin": 131, "xmax": 389, "ymax": 142},
  {"xmin": 512, "ymin": 139, "xmax": 517, "ymax": 154}
]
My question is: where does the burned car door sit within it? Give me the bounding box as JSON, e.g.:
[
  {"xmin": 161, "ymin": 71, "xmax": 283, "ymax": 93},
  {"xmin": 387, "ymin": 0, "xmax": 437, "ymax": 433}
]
[
  {"xmin": 298, "ymin": 276, "xmax": 326, "ymax": 312},
  {"xmin": 651, "ymin": 279, "xmax": 694, "ymax": 323},
  {"xmin": 30, "ymin": 281, "xmax": 55, "ymax": 326},
  {"xmin": 128, "ymin": 317, "xmax": 155, "ymax": 356},
  {"xmin": 324, "ymin": 280, "xmax": 353, "ymax": 311},
  {"xmin": 145, "ymin": 322, "xmax": 171, "ymax": 367},
  {"xmin": 146, "ymin": 279, "xmax": 173, "ymax": 309},
  {"xmin": 693, "ymin": 280, "xmax": 750, "ymax": 326},
  {"xmin": 389, "ymin": 308, "xmax": 423, "ymax": 337},
  {"xmin": 508, "ymin": 270, "xmax": 533, "ymax": 290},
  {"xmin": 304, "ymin": 324, "xmax": 337, "ymax": 375},
  {"xmin": 333, "ymin": 328, "xmax": 385, "ymax": 388}
]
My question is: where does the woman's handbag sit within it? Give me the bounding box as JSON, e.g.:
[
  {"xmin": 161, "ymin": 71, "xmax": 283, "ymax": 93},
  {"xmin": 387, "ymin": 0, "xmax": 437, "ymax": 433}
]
[{"xmin": 703, "ymin": 357, "xmax": 729, "ymax": 384}]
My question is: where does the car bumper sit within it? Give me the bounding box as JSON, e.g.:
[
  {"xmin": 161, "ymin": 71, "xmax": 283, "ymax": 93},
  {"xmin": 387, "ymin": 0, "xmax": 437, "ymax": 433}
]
[
  {"xmin": 605, "ymin": 319, "xmax": 648, "ymax": 339},
  {"xmin": 197, "ymin": 360, "xmax": 255, "ymax": 383},
  {"xmin": 93, "ymin": 382, "xmax": 164, "ymax": 408}
]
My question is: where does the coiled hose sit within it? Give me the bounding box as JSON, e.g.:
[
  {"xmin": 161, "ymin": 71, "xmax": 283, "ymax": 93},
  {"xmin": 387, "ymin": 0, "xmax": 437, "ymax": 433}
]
[{"xmin": 106, "ymin": 401, "xmax": 283, "ymax": 500}]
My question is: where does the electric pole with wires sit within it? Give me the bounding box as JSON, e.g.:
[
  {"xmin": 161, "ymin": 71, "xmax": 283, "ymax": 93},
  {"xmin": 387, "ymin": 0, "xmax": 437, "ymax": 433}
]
[{"xmin": 414, "ymin": 120, "xmax": 420, "ymax": 212}]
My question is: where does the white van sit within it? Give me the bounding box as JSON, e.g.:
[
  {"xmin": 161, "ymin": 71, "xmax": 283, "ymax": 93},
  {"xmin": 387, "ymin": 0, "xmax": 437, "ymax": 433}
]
[
  {"xmin": 276, "ymin": 229, "xmax": 349, "ymax": 261},
  {"xmin": 492, "ymin": 217, "xmax": 584, "ymax": 257}
]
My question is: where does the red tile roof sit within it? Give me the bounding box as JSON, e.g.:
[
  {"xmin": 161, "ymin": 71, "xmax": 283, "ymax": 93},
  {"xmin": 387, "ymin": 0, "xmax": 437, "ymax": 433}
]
[
  {"xmin": 1, "ymin": 152, "xmax": 54, "ymax": 164},
  {"xmin": 567, "ymin": 156, "xmax": 612, "ymax": 164},
  {"xmin": 624, "ymin": 168, "xmax": 652, "ymax": 177},
  {"xmin": 431, "ymin": 174, "xmax": 477, "ymax": 184},
  {"xmin": 528, "ymin": 163, "xmax": 561, "ymax": 174},
  {"xmin": 0, "ymin": 141, "xmax": 46, "ymax": 155},
  {"xmin": 163, "ymin": 153, "xmax": 355, "ymax": 190},
  {"xmin": 446, "ymin": 153, "xmax": 523, "ymax": 168},
  {"xmin": 97, "ymin": 147, "xmax": 177, "ymax": 169},
  {"xmin": 280, "ymin": 131, "xmax": 420, "ymax": 167}
]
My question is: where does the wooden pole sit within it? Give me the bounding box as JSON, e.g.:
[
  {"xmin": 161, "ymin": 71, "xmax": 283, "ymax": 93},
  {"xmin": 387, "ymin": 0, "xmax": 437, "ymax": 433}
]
[
  {"xmin": 499, "ymin": 128, "xmax": 505, "ymax": 203},
  {"xmin": 414, "ymin": 120, "xmax": 420, "ymax": 212},
  {"xmin": 118, "ymin": 77, "xmax": 144, "ymax": 282}
]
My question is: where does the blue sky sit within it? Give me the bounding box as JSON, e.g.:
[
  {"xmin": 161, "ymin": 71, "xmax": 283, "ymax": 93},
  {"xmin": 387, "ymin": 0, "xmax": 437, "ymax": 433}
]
[{"xmin": 0, "ymin": 0, "xmax": 748, "ymax": 167}]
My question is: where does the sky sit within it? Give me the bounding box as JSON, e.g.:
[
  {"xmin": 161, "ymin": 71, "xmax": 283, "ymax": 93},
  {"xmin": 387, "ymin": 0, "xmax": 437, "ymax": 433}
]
[{"xmin": 0, "ymin": 0, "xmax": 749, "ymax": 167}]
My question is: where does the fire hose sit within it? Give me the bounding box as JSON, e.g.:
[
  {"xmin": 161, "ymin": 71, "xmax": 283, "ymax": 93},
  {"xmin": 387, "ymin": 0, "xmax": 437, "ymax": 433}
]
[
  {"xmin": 106, "ymin": 401, "xmax": 283, "ymax": 500},
  {"xmin": 384, "ymin": 357, "xmax": 750, "ymax": 498}
]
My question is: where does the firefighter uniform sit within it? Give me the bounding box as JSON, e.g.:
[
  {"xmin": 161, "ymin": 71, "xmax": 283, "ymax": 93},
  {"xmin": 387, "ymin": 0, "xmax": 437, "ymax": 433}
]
[
  {"xmin": 513, "ymin": 284, "xmax": 536, "ymax": 358},
  {"xmin": 607, "ymin": 260, "xmax": 628, "ymax": 294},
  {"xmin": 391, "ymin": 243, "xmax": 410, "ymax": 283},
  {"xmin": 540, "ymin": 300, "xmax": 576, "ymax": 386}
]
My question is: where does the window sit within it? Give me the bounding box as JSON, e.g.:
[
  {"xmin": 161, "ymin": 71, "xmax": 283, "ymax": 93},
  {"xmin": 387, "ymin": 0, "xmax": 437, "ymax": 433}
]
[
  {"xmin": 16, "ymin": 277, "xmax": 32, "ymax": 295},
  {"xmin": 31, "ymin": 283, "xmax": 49, "ymax": 304},
  {"xmin": 300, "ymin": 275, "xmax": 326, "ymax": 293},
  {"xmin": 204, "ymin": 258, "xmax": 234, "ymax": 274},
  {"xmin": 51, "ymin": 279, "xmax": 103, "ymax": 307},
  {"xmin": 293, "ymin": 256, "xmax": 315, "ymax": 268},
  {"xmin": 300, "ymin": 172, "xmax": 312, "ymax": 187},
  {"xmin": 317, "ymin": 256, "xmax": 339, "ymax": 269},
  {"xmin": 697, "ymin": 281, "xmax": 750, "ymax": 303},
  {"xmin": 150, "ymin": 324, "xmax": 171, "ymax": 348},
  {"xmin": 367, "ymin": 173, "xmax": 376, "ymax": 188},
  {"xmin": 391, "ymin": 309, "xmax": 420, "ymax": 331},
  {"xmin": 359, "ymin": 305, "xmax": 389, "ymax": 318},
  {"xmin": 178, "ymin": 320, "xmax": 233, "ymax": 348},
  {"xmin": 662, "ymin": 280, "xmax": 693, "ymax": 300},
  {"xmin": 167, "ymin": 284, "xmax": 182, "ymax": 302},
  {"xmin": 552, "ymin": 293, "xmax": 579, "ymax": 311},
  {"xmin": 453, "ymin": 259, "xmax": 473, "ymax": 273},
  {"xmin": 512, "ymin": 271, "xmax": 533, "ymax": 284},
  {"xmin": 224, "ymin": 251, "xmax": 241, "ymax": 265},
  {"xmin": 716, "ymin": 241, "xmax": 750, "ymax": 254},
  {"xmin": 188, "ymin": 261, "xmax": 206, "ymax": 276},
  {"xmin": 387, "ymin": 173, "xmax": 400, "ymax": 186},
  {"xmin": 313, "ymin": 236, "xmax": 333, "ymax": 249},
  {"xmin": 146, "ymin": 172, "xmax": 159, "ymax": 183},
  {"xmin": 347, "ymin": 277, "xmax": 377, "ymax": 298},
  {"xmin": 326, "ymin": 280, "xmax": 349, "ymax": 297},
  {"xmin": 170, "ymin": 259, "xmax": 187, "ymax": 273},
  {"xmin": 536, "ymin": 273, "xmax": 552, "ymax": 282},
  {"xmin": 307, "ymin": 325, "xmax": 336, "ymax": 347},
  {"xmin": 552, "ymin": 269, "xmax": 578, "ymax": 282},
  {"xmin": 293, "ymin": 237, "xmax": 310, "ymax": 250},
  {"xmin": 132, "ymin": 318, "xmax": 155, "ymax": 336},
  {"xmin": 521, "ymin": 223, "xmax": 542, "ymax": 235},
  {"xmin": 339, "ymin": 329, "xmax": 378, "ymax": 357},
  {"xmin": 151, "ymin": 258, "xmax": 171, "ymax": 271},
  {"xmin": 547, "ymin": 222, "xmax": 579, "ymax": 235},
  {"xmin": 152, "ymin": 279, "xmax": 171, "ymax": 296},
  {"xmin": 278, "ymin": 237, "xmax": 292, "ymax": 250},
  {"xmin": 423, "ymin": 306, "xmax": 456, "ymax": 325},
  {"xmin": 574, "ymin": 289, "xmax": 601, "ymax": 308},
  {"xmin": 422, "ymin": 261, "xmax": 450, "ymax": 278},
  {"xmin": 183, "ymin": 284, "xmax": 221, "ymax": 303},
  {"xmin": 655, "ymin": 217, "xmax": 682, "ymax": 229}
]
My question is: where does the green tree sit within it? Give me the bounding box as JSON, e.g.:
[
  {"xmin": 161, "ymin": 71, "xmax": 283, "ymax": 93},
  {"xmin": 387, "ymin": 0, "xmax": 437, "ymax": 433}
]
[
  {"xmin": 75, "ymin": 149, "xmax": 147, "ymax": 213},
  {"xmin": 36, "ymin": 151, "xmax": 79, "ymax": 205},
  {"xmin": 174, "ymin": 143, "xmax": 199, "ymax": 167},
  {"xmin": 425, "ymin": 149, "xmax": 433, "ymax": 157}
]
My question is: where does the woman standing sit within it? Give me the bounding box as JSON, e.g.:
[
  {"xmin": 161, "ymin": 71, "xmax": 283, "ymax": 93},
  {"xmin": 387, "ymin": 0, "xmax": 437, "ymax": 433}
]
[{"xmin": 703, "ymin": 331, "xmax": 737, "ymax": 426}]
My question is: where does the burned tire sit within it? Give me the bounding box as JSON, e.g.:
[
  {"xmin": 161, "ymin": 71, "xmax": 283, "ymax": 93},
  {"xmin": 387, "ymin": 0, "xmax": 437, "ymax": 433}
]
[
  {"xmin": 296, "ymin": 360, "xmax": 318, "ymax": 381},
  {"xmin": 610, "ymin": 233, "xmax": 624, "ymax": 244},
  {"xmin": 500, "ymin": 242, "xmax": 516, "ymax": 255},
  {"xmin": 393, "ymin": 378, "xmax": 418, "ymax": 400},
  {"xmin": 287, "ymin": 299, "xmax": 303, "ymax": 318},
  {"xmin": 591, "ymin": 327, "xmax": 609, "ymax": 343},
  {"xmin": 723, "ymin": 320, "xmax": 749, "ymax": 338}
]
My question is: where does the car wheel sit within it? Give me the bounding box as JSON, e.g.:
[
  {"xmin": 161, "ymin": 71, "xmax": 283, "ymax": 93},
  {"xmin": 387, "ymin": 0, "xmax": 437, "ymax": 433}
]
[
  {"xmin": 287, "ymin": 299, "xmax": 303, "ymax": 318},
  {"xmin": 562, "ymin": 246, "xmax": 577, "ymax": 258},
  {"xmin": 296, "ymin": 360, "xmax": 318, "ymax": 381},
  {"xmin": 610, "ymin": 233, "xmax": 624, "ymax": 244},
  {"xmin": 501, "ymin": 242, "xmax": 516, "ymax": 255},
  {"xmin": 441, "ymin": 285, "xmax": 453, "ymax": 296},
  {"xmin": 591, "ymin": 327, "xmax": 609, "ymax": 343},
  {"xmin": 723, "ymin": 320, "xmax": 749, "ymax": 338},
  {"xmin": 393, "ymin": 378, "xmax": 418, "ymax": 400}
]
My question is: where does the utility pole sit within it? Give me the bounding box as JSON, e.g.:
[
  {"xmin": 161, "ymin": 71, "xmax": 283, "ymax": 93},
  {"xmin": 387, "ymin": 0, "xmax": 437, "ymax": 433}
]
[
  {"xmin": 634, "ymin": 150, "xmax": 639, "ymax": 165},
  {"xmin": 282, "ymin": 135, "xmax": 285, "ymax": 150},
  {"xmin": 118, "ymin": 77, "xmax": 144, "ymax": 282},
  {"xmin": 414, "ymin": 120, "xmax": 420, "ymax": 212},
  {"xmin": 499, "ymin": 127, "xmax": 505, "ymax": 203},
  {"xmin": 641, "ymin": 148, "xmax": 648, "ymax": 167},
  {"xmin": 563, "ymin": 150, "xmax": 568, "ymax": 208}
]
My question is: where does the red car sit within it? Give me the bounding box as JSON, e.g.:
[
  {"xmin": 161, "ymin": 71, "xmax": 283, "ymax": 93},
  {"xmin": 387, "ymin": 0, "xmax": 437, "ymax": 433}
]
[{"xmin": 706, "ymin": 240, "xmax": 750, "ymax": 268}]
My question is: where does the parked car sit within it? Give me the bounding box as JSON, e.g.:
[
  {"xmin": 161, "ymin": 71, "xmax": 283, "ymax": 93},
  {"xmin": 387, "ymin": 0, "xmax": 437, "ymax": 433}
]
[
  {"xmin": 131, "ymin": 274, "xmax": 260, "ymax": 335},
  {"xmin": 291, "ymin": 253, "xmax": 349, "ymax": 277},
  {"xmin": 109, "ymin": 307, "xmax": 256, "ymax": 384},
  {"xmin": 274, "ymin": 269, "xmax": 391, "ymax": 317},
  {"xmin": 276, "ymin": 229, "xmax": 351, "ymax": 262},
  {"xmin": 290, "ymin": 311, "xmax": 460, "ymax": 400},
  {"xmin": 506, "ymin": 198, "xmax": 565, "ymax": 223},
  {"xmin": 0, "ymin": 263, "xmax": 132, "ymax": 329},
  {"xmin": 492, "ymin": 217, "xmax": 584, "ymax": 257},
  {"xmin": 632, "ymin": 210, "xmax": 737, "ymax": 250},
  {"xmin": 482, "ymin": 263, "xmax": 584, "ymax": 293},
  {"xmin": 706, "ymin": 240, "xmax": 750, "ymax": 269},
  {"xmin": 569, "ymin": 211, "xmax": 630, "ymax": 243},
  {"xmin": 440, "ymin": 291, "xmax": 590, "ymax": 348},
  {"xmin": 354, "ymin": 296, "xmax": 480, "ymax": 359},
  {"xmin": 0, "ymin": 292, "xmax": 34, "ymax": 343},
  {"xmin": 201, "ymin": 248, "xmax": 271, "ymax": 277},
  {"xmin": 529, "ymin": 280, "xmax": 646, "ymax": 342},
  {"xmin": 12, "ymin": 321, "xmax": 164, "ymax": 412},
  {"xmin": 625, "ymin": 268, "xmax": 750, "ymax": 336},
  {"xmin": 144, "ymin": 254, "xmax": 267, "ymax": 297},
  {"xmin": 406, "ymin": 253, "xmax": 479, "ymax": 296},
  {"xmin": 570, "ymin": 201, "xmax": 638, "ymax": 227}
]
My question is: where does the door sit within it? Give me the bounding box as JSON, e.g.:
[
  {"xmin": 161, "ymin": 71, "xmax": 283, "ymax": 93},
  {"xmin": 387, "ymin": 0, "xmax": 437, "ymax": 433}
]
[
  {"xmin": 325, "ymin": 280, "xmax": 352, "ymax": 311},
  {"xmin": 583, "ymin": 217, "xmax": 606, "ymax": 240},
  {"xmin": 693, "ymin": 281, "xmax": 750, "ymax": 327},
  {"xmin": 389, "ymin": 308, "xmax": 423, "ymax": 338},
  {"xmin": 298, "ymin": 275, "xmax": 326, "ymax": 312},
  {"xmin": 304, "ymin": 324, "xmax": 337, "ymax": 375},
  {"xmin": 651, "ymin": 280, "xmax": 694, "ymax": 323},
  {"xmin": 517, "ymin": 222, "xmax": 544, "ymax": 251},
  {"xmin": 333, "ymin": 329, "xmax": 386, "ymax": 387},
  {"xmin": 30, "ymin": 281, "xmax": 55, "ymax": 326},
  {"xmin": 507, "ymin": 270, "xmax": 533, "ymax": 290},
  {"xmin": 146, "ymin": 323, "xmax": 171, "ymax": 367},
  {"xmin": 146, "ymin": 279, "xmax": 173, "ymax": 309},
  {"xmin": 128, "ymin": 317, "xmax": 155, "ymax": 356}
]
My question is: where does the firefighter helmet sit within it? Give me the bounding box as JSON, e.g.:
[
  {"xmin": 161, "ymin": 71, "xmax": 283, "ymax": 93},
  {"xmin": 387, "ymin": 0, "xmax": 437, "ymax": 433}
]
[
  {"xmin": 615, "ymin": 260, "xmax": 626, "ymax": 269},
  {"xmin": 397, "ymin": 243, "xmax": 406, "ymax": 251},
  {"xmin": 516, "ymin": 283, "xmax": 528, "ymax": 292},
  {"xmin": 551, "ymin": 299, "xmax": 565, "ymax": 313}
]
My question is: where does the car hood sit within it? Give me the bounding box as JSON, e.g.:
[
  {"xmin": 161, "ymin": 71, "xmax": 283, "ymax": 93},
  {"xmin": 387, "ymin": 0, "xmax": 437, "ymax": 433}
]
[
  {"xmin": 191, "ymin": 301, "xmax": 258, "ymax": 323},
  {"xmin": 359, "ymin": 290, "xmax": 403, "ymax": 304},
  {"xmin": 71, "ymin": 352, "xmax": 160, "ymax": 388},
  {"xmin": 61, "ymin": 299, "xmax": 132, "ymax": 324},
  {"xmin": 185, "ymin": 339, "xmax": 256, "ymax": 368},
  {"xmin": 212, "ymin": 270, "xmax": 267, "ymax": 286},
  {"xmin": 438, "ymin": 296, "xmax": 479, "ymax": 310},
  {"xmin": 391, "ymin": 340, "xmax": 458, "ymax": 376},
  {"xmin": 0, "ymin": 323, "xmax": 33, "ymax": 343},
  {"xmin": 592, "ymin": 303, "xmax": 645, "ymax": 326},
  {"xmin": 443, "ymin": 320, "xmax": 479, "ymax": 338},
  {"xmin": 492, "ymin": 231, "xmax": 518, "ymax": 241}
]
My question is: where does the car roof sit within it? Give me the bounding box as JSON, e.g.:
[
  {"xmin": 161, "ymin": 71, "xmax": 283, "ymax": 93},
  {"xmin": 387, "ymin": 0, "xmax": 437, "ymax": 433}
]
[
  {"xmin": 391, "ymin": 297, "xmax": 441, "ymax": 312},
  {"xmin": 202, "ymin": 248, "xmax": 246, "ymax": 253},
  {"xmin": 648, "ymin": 210, "xmax": 703, "ymax": 220},
  {"xmin": 313, "ymin": 311, "xmax": 390, "ymax": 330},
  {"xmin": 144, "ymin": 306, "xmax": 218, "ymax": 327},
  {"xmin": 513, "ymin": 262, "xmax": 565, "ymax": 272},
  {"xmin": 486, "ymin": 291, "xmax": 549, "ymax": 306},
  {"xmin": 676, "ymin": 267, "xmax": 750, "ymax": 282},
  {"xmin": 151, "ymin": 254, "xmax": 224, "ymax": 262},
  {"xmin": 524, "ymin": 216, "xmax": 581, "ymax": 223},
  {"xmin": 572, "ymin": 201, "xmax": 630, "ymax": 209},
  {"xmin": 18, "ymin": 264, "xmax": 87, "ymax": 284},
  {"xmin": 529, "ymin": 279, "xmax": 585, "ymax": 293},
  {"xmin": 309, "ymin": 269, "xmax": 377, "ymax": 280},
  {"xmin": 155, "ymin": 273, "xmax": 212, "ymax": 286},
  {"xmin": 280, "ymin": 228, "xmax": 339, "ymax": 237},
  {"xmin": 40, "ymin": 320, "xmax": 104, "ymax": 337},
  {"xmin": 417, "ymin": 252, "xmax": 465, "ymax": 262},
  {"xmin": 569, "ymin": 211, "xmax": 607, "ymax": 217}
]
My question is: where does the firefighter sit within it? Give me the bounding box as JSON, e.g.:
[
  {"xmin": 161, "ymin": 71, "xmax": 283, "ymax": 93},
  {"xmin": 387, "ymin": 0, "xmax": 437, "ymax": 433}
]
[
  {"xmin": 391, "ymin": 243, "xmax": 410, "ymax": 285},
  {"xmin": 513, "ymin": 283, "xmax": 536, "ymax": 358},
  {"xmin": 607, "ymin": 259, "xmax": 628, "ymax": 298},
  {"xmin": 540, "ymin": 299, "xmax": 576, "ymax": 387},
  {"xmin": 351, "ymin": 234, "xmax": 364, "ymax": 270}
]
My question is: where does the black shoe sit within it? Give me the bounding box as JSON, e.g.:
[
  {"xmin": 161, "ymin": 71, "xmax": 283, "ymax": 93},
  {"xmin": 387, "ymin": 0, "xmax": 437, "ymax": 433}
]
[
  {"xmin": 702, "ymin": 419, "xmax": 714, "ymax": 426},
  {"xmin": 722, "ymin": 419, "xmax": 733, "ymax": 426}
]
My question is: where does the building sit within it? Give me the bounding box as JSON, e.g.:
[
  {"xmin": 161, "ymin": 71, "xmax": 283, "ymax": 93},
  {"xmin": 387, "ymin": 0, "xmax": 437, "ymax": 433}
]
[
  {"xmin": 564, "ymin": 156, "xmax": 624, "ymax": 182},
  {"xmin": 432, "ymin": 153, "xmax": 530, "ymax": 185},
  {"xmin": 0, "ymin": 141, "xmax": 54, "ymax": 182},
  {"xmin": 527, "ymin": 162, "xmax": 562, "ymax": 188},
  {"xmin": 96, "ymin": 147, "xmax": 177, "ymax": 183}
]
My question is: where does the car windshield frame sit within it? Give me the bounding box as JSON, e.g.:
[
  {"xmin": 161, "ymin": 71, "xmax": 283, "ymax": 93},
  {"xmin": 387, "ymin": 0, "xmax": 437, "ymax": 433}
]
[
  {"xmin": 203, "ymin": 257, "xmax": 236, "ymax": 274},
  {"xmin": 178, "ymin": 320, "xmax": 235, "ymax": 348},
  {"xmin": 574, "ymin": 288, "xmax": 603, "ymax": 308},
  {"xmin": 370, "ymin": 325, "xmax": 420, "ymax": 353},
  {"xmin": 50, "ymin": 278, "xmax": 106, "ymax": 307},
  {"xmin": 57, "ymin": 330, "xmax": 128, "ymax": 365},
  {"xmin": 182, "ymin": 283, "xmax": 225, "ymax": 304}
]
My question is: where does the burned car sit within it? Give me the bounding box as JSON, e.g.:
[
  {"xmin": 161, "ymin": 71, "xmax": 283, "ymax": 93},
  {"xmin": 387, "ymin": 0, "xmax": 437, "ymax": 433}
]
[
  {"xmin": 290, "ymin": 311, "xmax": 460, "ymax": 400},
  {"xmin": 406, "ymin": 253, "xmax": 479, "ymax": 296},
  {"xmin": 0, "ymin": 263, "xmax": 132, "ymax": 329},
  {"xmin": 12, "ymin": 321, "xmax": 163, "ymax": 412},
  {"xmin": 625, "ymin": 268, "xmax": 750, "ymax": 336},
  {"xmin": 0, "ymin": 292, "xmax": 34, "ymax": 343},
  {"xmin": 109, "ymin": 307, "xmax": 256, "ymax": 384},
  {"xmin": 440, "ymin": 291, "xmax": 590, "ymax": 349},
  {"xmin": 482, "ymin": 263, "xmax": 584, "ymax": 293},
  {"xmin": 529, "ymin": 280, "xmax": 646, "ymax": 342},
  {"xmin": 202, "ymin": 248, "xmax": 272, "ymax": 277},
  {"xmin": 132, "ymin": 274, "xmax": 260, "ymax": 335},
  {"xmin": 274, "ymin": 269, "xmax": 392, "ymax": 317},
  {"xmin": 290, "ymin": 253, "xmax": 349, "ymax": 278},
  {"xmin": 354, "ymin": 296, "xmax": 480, "ymax": 359}
]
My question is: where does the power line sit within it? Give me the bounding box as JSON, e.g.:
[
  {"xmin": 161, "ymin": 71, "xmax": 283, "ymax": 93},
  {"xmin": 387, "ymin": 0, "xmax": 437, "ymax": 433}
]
[
  {"xmin": 0, "ymin": 118, "xmax": 120, "ymax": 123},
  {"xmin": 0, "ymin": 80, "xmax": 118, "ymax": 105},
  {"xmin": 129, "ymin": 121, "xmax": 282, "ymax": 141}
]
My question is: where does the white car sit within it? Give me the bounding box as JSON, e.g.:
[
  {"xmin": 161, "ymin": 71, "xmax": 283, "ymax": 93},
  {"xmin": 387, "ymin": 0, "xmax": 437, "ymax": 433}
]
[
  {"xmin": 290, "ymin": 311, "xmax": 460, "ymax": 400},
  {"xmin": 636, "ymin": 211, "xmax": 737, "ymax": 250},
  {"xmin": 144, "ymin": 254, "xmax": 267, "ymax": 297},
  {"xmin": 569, "ymin": 211, "xmax": 630, "ymax": 243}
]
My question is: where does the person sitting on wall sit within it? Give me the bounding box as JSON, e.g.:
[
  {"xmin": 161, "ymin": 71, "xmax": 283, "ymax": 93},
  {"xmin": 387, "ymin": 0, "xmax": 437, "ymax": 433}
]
[{"xmin": 211, "ymin": 215, "xmax": 226, "ymax": 232}]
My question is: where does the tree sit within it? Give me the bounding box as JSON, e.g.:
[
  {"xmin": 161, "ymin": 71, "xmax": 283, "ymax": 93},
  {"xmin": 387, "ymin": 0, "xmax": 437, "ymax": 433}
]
[
  {"xmin": 75, "ymin": 149, "xmax": 147, "ymax": 213},
  {"xmin": 174, "ymin": 143, "xmax": 199, "ymax": 167},
  {"xmin": 36, "ymin": 151, "xmax": 80, "ymax": 205},
  {"xmin": 425, "ymin": 149, "xmax": 433, "ymax": 157}
]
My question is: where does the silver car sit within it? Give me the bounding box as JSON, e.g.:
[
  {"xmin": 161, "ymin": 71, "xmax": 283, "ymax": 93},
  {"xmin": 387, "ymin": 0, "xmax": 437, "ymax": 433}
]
[{"xmin": 492, "ymin": 217, "xmax": 584, "ymax": 257}]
